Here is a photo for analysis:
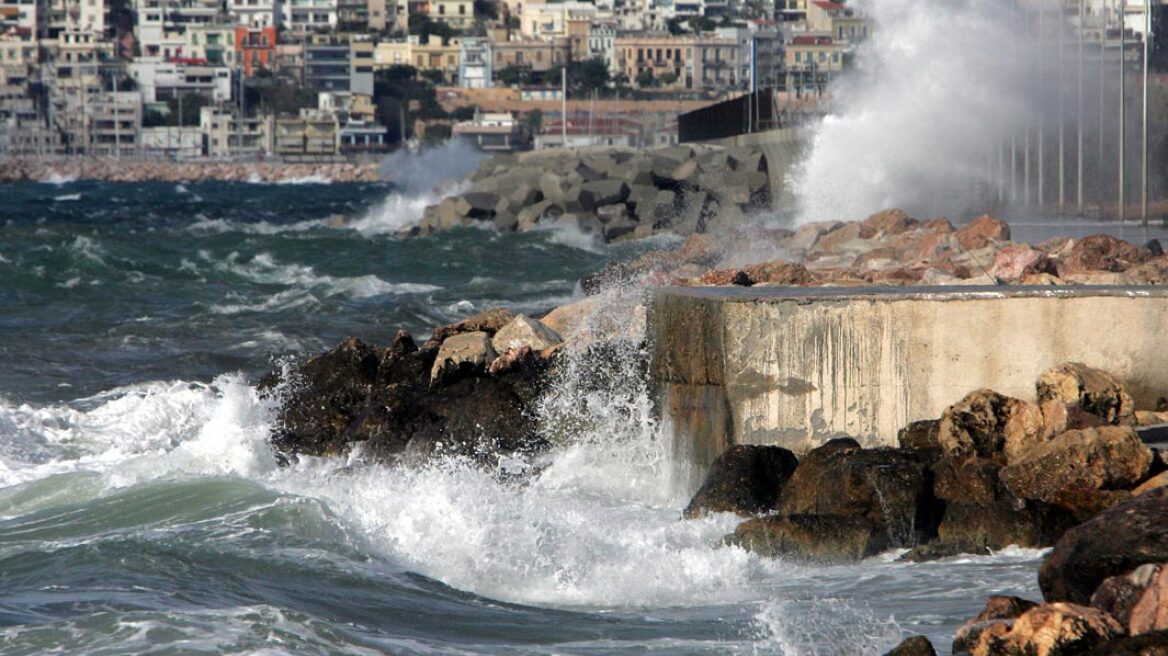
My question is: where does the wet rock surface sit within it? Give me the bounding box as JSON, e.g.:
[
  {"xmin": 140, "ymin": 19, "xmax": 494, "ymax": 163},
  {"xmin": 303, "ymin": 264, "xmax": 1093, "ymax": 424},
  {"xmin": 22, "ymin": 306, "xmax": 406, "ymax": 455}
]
[{"xmin": 682, "ymin": 445, "xmax": 798, "ymax": 519}]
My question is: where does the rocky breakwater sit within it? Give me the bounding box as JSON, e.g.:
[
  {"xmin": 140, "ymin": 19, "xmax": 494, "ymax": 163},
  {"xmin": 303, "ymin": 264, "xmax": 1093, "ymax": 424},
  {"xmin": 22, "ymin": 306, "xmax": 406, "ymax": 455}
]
[
  {"xmin": 682, "ymin": 361, "xmax": 1168, "ymax": 655},
  {"xmin": 682, "ymin": 362, "xmax": 1168, "ymax": 565},
  {"xmin": 576, "ymin": 209, "xmax": 1168, "ymax": 291},
  {"xmin": 409, "ymin": 145, "xmax": 772, "ymax": 242},
  {"xmin": 0, "ymin": 157, "xmax": 380, "ymax": 183},
  {"xmin": 259, "ymin": 307, "xmax": 583, "ymax": 465}
]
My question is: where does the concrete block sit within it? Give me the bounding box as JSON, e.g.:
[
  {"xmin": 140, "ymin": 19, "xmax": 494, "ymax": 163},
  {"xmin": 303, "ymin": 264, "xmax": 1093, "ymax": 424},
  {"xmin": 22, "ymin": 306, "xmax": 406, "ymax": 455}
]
[
  {"xmin": 596, "ymin": 203, "xmax": 630, "ymax": 224},
  {"xmin": 540, "ymin": 172, "xmax": 571, "ymax": 206},
  {"xmin": 604, "ymin": 217, "xmax": 639, "ymax": 242},
  {"xmin": 581, "ymin": 179, "xmax": 630, "ymax": 207},
  {"xmin": 509, "ymin": 183, "xmax": 543, "ymax": 207}
]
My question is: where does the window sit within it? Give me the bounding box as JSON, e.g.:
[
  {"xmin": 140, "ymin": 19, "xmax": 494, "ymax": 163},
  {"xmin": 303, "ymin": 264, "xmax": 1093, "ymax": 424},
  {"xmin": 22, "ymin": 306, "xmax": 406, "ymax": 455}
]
[{"xmin": 458, "ymin": 3, "xmax": 464, "ymax": 13}]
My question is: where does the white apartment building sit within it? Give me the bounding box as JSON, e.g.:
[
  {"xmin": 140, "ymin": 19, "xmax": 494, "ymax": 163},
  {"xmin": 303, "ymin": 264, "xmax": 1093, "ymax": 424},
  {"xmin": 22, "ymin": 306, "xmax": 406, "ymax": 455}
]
[
  {"xmin": 280, "ymin": 0, "xmax": 337, "ymax": 33},
  {"xmin": 518, "ymin": 0, "xmax": 596, "ymax": 39},
  {"xmin": 227, "ymin": 0, "xmax": 278, "ymax": 28}
]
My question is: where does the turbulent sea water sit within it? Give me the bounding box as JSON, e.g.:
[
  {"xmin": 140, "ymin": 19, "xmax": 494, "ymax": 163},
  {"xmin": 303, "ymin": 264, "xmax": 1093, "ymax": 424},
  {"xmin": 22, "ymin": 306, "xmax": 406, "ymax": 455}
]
[{"xmin": 0, "ymin": 171, "xmax": 1045, "ymax": 656}]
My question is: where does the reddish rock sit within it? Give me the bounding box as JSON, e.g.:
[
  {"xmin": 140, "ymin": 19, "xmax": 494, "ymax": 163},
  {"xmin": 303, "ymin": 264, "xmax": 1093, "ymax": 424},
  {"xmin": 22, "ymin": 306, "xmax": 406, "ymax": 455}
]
[
  {"xmin": 742, "ymin": 260, "xmax": 815, "ymax": 285},
  {"xmin": 1059, "ymin": 234, "xmax": 1153, "ymax": 274},
  {"xmin": 971, "ymin": 602, "xmax": 1125, "ymax": 656},
  {"xmin": 922, "ymin": 217, "xmax": 957, "ymax": 233},
  {"xmin": 956, "ymin": 215, "xmax": 1011, "ymax": 250},
  {"xmin": 1040, "ymin": 399, "xmax": 1106, "ymax": 440},
  {"xmin": 862, "ymin": 208, "xmax": 919, "ymax": 235},
  {"xmin": 1093, "ymin": 564, "xmax": 1163, "ymax": 630},
  {"xmin": 953, "ymin": 595, "xmax": 1039, "ymax": 655},
  {"xmin": 1130, "ymin": 565, "xmax": 1168, "ymax": 635},
  {"xmin": 990, "ymin": 245, "xmax": 1056, "ymax": 283},
  {"xmin": 813, "ymin": 221, "xmax": 878, "ymax": 254},
  {"xmin": 699, "ymin": 268, "xmax": 752, "ymax": 286}
]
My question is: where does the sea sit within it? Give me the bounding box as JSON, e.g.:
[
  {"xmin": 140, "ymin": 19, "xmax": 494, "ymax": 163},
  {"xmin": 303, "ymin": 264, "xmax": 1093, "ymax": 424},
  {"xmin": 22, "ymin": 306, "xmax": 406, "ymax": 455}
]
[{"xmin": 0, "ymin": 154, "xmax": 1064, "ymax": 656}]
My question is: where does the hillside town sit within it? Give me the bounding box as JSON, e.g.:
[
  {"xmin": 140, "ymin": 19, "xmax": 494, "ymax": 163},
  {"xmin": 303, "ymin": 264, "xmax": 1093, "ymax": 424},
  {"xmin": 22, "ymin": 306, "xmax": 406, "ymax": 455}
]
[{"xmin": 0, "ymin": 0, "xmax": 867, "ymax": 158}]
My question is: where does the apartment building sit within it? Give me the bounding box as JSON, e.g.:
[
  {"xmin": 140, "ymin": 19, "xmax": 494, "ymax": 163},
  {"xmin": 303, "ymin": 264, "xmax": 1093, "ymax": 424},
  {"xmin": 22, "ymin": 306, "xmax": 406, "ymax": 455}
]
[
  {"xmin": 616, "ymin": 31, "xmax": 746, "ymax": 90},
  {"xmin": 184, "ymin": 24, "xmax": 237, "ymax": 66},
  {"xmin": 235, "ymin": 24, "xmax": 276, "ymax": 75},
  {"xmin": 88, "ymin": 89, "xmax": 141, "ymax": 155},
  {"xmin": 491, "ymin": 35, "xmax": 569, "ymax": 83},
  {"xmin": 458, "ymin": 36, "xmax": 490, "ymax": 88},
  {"xmin": 227, "ymin": 0, "xmax": 278, "ymax": 28},
  {"xmin": 200, "ymin": 104, "xmax": 271, "ymax": 155},
  {"xmin": 280, "ymin": 0, "xmax": 338, "ymax": 33},
  {"xmin": 430, "ymin": 0, "xmax": 473, "ymax": 29},
  {"xmin": 806, "ymin": 0, "xmax": 867, "ymax": 44},
  {"xmin": 784, "ymin": 33, "xmax": 843, "ymax": 93}
]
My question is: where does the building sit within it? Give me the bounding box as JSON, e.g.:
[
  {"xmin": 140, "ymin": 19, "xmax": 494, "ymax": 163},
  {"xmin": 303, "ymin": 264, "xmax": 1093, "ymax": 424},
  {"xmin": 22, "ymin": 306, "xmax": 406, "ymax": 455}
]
[
  {"xmin": 458, "ymin": 36, "xmax": 490, "ymax": 88},
  {"xmin": 200, "ymin": 104, "xmax": 271, "ymax": 156},
  {"xmin": 88, "ymin": 89, "xmax": 141, "ymax": 155},
  {"xmin": 128, "ymin": 60, "xmax": 232, "ymax": 105},
  {"xmin": 806, "ymin": 0, "xmax": 868, "ymax": 44},
  {"xmin": 373, "ymin": 37, "xmax": 411, "ymax": 68},
  {"xmin": 304, "ymin": 35, "xmax": 350, "ymax": 90},
  {"xmin": 412, "ymin": 35, "xmax": 460, "ymax": 82},
  {"xmin": 430, "ymin": 0, "xmax": 473, "ymax": 29},
  {"xmin": 184, "ymin": 24, "xmax": 237, "ymax": 67},
  {"xmin": 784, "ymin": 33, "xmax": 844, "ymax": 94},
  {"xmin": 518, "ymin": 0, "xmax": 596, "ymax": 39},
  {"xmin": 451, "ymin": 110, "xmax": 525, "ymax": 150},
  {"xmin": 235, "ymin": 25, "xmax": 276, "ymax": 75},
  {"xmin": 0, "ymin": 0, "xmax": 37, "ymax": 34},
  {"xmin": 587, "ymin": 19, "xmax": 619, "ymax": 78},
  {"xmin": 280, "ymin": 0, "xmax": 338, "ymax": 33},
  {"xmin": 274, "ymin": 108, "xmax": 338, "ymax": 155},
  {"xmin": 227, "ymin": 0, "xmax": 278, "ymax": 29},
  {"xmin": 139, "ymin": 124, "xmax": 201, "ymax": 157},
  {"xmin": 491, "ymin": 35, "xmax": 570, "ymax": 85},
  {"xmin": 615, "ymin": 31, "xmax": 746, "ymax": 90}
]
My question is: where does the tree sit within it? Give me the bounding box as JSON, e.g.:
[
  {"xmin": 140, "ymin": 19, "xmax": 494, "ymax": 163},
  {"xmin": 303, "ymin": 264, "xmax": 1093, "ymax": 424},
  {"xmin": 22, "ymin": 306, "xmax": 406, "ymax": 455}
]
[
  {"xmin": 420, "ymin": 68, "xmax": 446, "ymax": 85},
  {"xmin": 524, "ymin": 108, "xmax": 543, "ymax": 132},
  {"xmin": 688, "ymin": 15, "xmax": 716, "ymax": 32},
  {"xmin": 659, "ymin": 71, "xmax": 678, "ymax": 87},
  {"xmin": 408, "ymin": 13, "xmax": 458, "ymax": 43},
  {"xmin": 473, "ymin": 0, "xmax": 497, "ymax": 20},
  {"xmin": 574, "ymin": 57, "xmax": 611, "ymax": 95},
  {"xmin": 635, "ymin": 69, "xmax": 655, "ymax": 89},
  {"xmin": 450, "ymin": 104, "xmax": 477, "ymax": 121},
  {"xmin": 166, "ymin": 94, "xmax": 211, "ymax": 126},
  {"xmin": 495, "ymin": 64, "xmax": 530, "ymax": 86}
]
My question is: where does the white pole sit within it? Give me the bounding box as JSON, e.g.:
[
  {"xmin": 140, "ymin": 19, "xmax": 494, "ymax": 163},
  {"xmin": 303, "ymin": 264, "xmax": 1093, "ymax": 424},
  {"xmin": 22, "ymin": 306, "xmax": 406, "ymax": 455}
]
[
  {"xmin": 1078, "ymin": 0, "xmax": 1085, "ymax": 212},
  {"xmin": 1120, "ymin": 0, "xmax": 1127, "ymax": 221},
  {"xmin": 1059, "ymin": 0, "xmax": 1066, "ymax": 210},
  {"xmin": 1142, "ymin": 0, "xmax": 1150, "ymax": 225},
  {"xmin": 561, "ymin": 66, "xmax": 566, "ymax": 147},
  {"xmin": 1039, "ymin": 1, "xmax": 1046, "ymax": 209}
]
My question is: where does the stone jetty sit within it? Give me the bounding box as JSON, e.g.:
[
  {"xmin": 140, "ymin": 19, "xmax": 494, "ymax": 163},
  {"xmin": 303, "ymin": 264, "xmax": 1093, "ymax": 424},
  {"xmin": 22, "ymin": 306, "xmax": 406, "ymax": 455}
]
[{"xmin": 409, "ymin": 144, "xmax": 772, "ymax": 241}]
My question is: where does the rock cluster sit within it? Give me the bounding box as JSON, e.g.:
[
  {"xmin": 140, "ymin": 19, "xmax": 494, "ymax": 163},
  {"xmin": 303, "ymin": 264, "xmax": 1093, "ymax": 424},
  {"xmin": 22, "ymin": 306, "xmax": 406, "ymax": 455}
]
[
  {"xmin": 944, "ymin": 488, "xmax": 1168, "ymax": 655},
  {"xmin": 259, "ymin": 308, "xmax": 566, "ymax": 465},
  {"xmin": 0, "ymin": 157, "xmax": 380, "ymax": 183},
  {"xmin": 684, "ymin": 362, "xmax": 1166, "ymax": 565},
  {"xmin": 580, "ymin": 209, "xmax": 1168, "ymax": 293},
  {"xmin": 410, "ymin": 145, "xmax": 771, "ymax": 241}
]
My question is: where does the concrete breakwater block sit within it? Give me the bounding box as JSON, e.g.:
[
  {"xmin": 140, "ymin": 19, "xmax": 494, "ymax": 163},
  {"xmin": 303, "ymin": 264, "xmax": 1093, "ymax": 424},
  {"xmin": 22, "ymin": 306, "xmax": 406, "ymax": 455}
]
[{"xmin": 649, "ymin": 285, "xmax": 1168, "ymax": 474}]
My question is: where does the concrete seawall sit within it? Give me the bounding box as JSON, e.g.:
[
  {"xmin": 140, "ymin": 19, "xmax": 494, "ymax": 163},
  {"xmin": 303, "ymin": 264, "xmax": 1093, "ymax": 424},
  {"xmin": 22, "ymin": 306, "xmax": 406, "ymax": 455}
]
[{"xmin": 649, "ymin": 285, "xmax": 1168, "ymax": 473}]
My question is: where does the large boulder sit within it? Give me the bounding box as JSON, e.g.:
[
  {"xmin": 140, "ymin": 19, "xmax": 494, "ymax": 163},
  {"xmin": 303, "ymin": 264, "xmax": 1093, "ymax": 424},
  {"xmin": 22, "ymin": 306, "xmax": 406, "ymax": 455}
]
[
  {"xmin": 776, "ymin": 442, "xmax": 939, "ymax": 547},
  {"xmin": 1081, "ymin": 631, "xmax": 1168, "ymax": 655},
  {"xmin": 682, "ymin": 445, "xmax": 799, "ymax": 519},
  {"xmin": 1040, "ymin": 488, "xmax": 1168, "ymax": 604},
  {"xmin": 970, "ymin": 603, "xmax": 1125, "ymax": 656},
  {"xmin": 1129, "ymin": 564, "xmax": 1168, "ymax": 635},
  {"xmin": 955, "ymin": 214, "xmax": 1011, "ymax": 250},
  {"xmin": 863, "ymin": 208, "xmax": 918, "ymax": 236},
  {"xmin": 1060, "ymin": 234, "xmax": 1153, "ymax": 274},
  {"xmin": 430, "ymin": 331, "xmax": 497, "ymax": 384},
  {"xmin": 932, "ymin": 456, "xmax": 1074, "ymax": 550},
  {"xmin": 726, "ymin": 513, "xmax": 889, "ymax": 563},
  {"xmin": 936, "ymin": 389, "xmax": 1043, "ymax": 462},
  {"xmin": 490, "ymin": 314, "xmax": 562, "ymax": 354},
  {"xmin": 428, "ymin": 307, "xmax": 516, "ymax": 346},
  {"xmin": 990, "ymin": 245, "xmax": 1056, "ymax": 283},
  {"xmin": 1036, "ymin": 362, "xmax": 1136, "ymax": 426},
  {"xmin": 580, "ymin": 179, "xmax": 630, "ymax": 207},
  {"xmin": 999, "ymin": 426, "xmax": 1152, "ymax": 507}
]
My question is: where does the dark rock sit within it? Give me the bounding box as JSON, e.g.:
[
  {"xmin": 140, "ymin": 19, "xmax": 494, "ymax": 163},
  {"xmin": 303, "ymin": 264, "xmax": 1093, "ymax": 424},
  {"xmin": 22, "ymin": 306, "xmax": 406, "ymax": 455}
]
[
  {"xmin": 883, "ymin": 635, "xmax": 936, "ymax": 656},
  {"xmin": 726, "ymin": 513, "xmax": 889, "ymax": 563},
  {"xmin": 1147, "ymin": 239, "xmax": 1165, "ymax": 257},
  {"xmin": 1040, "ymin": 488, "xmax": 1168, "ymax": 604},
  {"xmin": 682, "ymin": 445, "xmax": 799, "ymax": 519},
  {"xmin": 1081, "ymin": 630, "xmax": 1168, "ymax": 656},
  {"xmin": 776, "ymin": 443, "xmax": 939, "ymax": 547},
  {"xmin": 899, "ymin": 541, "xmax": 992, "ymax": 562},
  {"xmin": 898, "ymin": 419, "xmax": 942, "ymax": 461},
  {"xmin": 581, "ymin": 179, "xmax": 630, "ymax": 207}
]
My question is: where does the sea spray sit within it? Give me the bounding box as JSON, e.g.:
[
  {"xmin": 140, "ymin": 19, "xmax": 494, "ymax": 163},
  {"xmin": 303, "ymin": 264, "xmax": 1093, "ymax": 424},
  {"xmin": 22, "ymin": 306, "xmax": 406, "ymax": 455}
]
[
  {"xmin": 793, "ymin": 0, "xmax": 1053, "ymax": 222},
  {"xmin": 353, "ymin": 140, "xmax": 489, "ymax": 235}
]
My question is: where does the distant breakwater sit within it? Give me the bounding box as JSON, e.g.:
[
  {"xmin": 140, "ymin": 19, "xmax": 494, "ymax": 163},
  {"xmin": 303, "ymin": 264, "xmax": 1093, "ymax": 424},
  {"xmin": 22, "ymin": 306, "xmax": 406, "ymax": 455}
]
[{"xmin": 0, "ymin": 157, "xmax": 382, "ymax": 184}]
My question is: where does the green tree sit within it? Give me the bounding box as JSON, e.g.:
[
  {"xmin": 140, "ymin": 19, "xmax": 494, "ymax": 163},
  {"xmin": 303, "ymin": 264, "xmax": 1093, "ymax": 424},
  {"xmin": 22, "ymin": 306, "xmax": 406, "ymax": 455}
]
[
  {"xmin": 408, "ymin": 13, "xmax": 459, "ymax": 42},
  {"xmin": 495, "ymin": 64, "xmax": 530, "ymax": 86},
  {"xmin": 420, "ymin": 68, "xmax": 446, "ymax": 85},
  {"xmin": 659, "ymin": 71, "xmax": 678, "ymax": 86},
  {"xmin": 524, "ymin": 108, "xmax": 543, "ymax": 132},
  {"xmin": 635, "ymin": 69, "xmax": 655, "ymax": 89},
  {"xmin": 450, "ymin": 104, "xmax": 477, "ymax": 121},
  {"xmin": 574, "ymin": 57, "xmax": 611, "ymax": 95}
]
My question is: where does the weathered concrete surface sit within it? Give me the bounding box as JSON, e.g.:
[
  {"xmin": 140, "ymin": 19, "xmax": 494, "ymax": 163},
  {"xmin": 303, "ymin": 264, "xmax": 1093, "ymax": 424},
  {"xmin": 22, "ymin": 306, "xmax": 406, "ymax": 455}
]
[{"xmin": 650, "ymin": 285, "xmax": 1168, "ymax": 472}]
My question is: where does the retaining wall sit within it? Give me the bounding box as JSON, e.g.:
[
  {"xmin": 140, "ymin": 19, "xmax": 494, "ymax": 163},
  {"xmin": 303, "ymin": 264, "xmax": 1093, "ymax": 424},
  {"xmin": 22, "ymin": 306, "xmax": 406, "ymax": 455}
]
[{"xmin": 649, "ymin": 285, "xmax": 1168, "ymax": 473}]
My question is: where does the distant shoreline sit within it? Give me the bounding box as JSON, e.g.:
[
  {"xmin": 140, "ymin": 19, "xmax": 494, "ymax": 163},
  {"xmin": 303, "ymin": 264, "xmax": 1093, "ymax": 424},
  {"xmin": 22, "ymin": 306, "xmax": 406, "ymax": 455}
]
[{"xmin": 0, "ymin": 157, "xmax": 383, "ymax": 184}]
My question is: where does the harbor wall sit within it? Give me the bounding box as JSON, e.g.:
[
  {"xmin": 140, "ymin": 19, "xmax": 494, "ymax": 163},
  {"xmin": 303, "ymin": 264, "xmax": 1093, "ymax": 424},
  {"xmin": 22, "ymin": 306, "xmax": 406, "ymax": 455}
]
[{"xmin": 649, "ymin": 285, "xmax": 1168, "ymax": 473}]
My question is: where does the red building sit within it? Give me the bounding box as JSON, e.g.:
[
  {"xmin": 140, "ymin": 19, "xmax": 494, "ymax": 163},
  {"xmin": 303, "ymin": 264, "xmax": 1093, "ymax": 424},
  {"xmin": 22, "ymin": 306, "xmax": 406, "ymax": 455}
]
[{"xmin": 235, "ymin": 26, "xmax": 277, "ymax": 76}]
